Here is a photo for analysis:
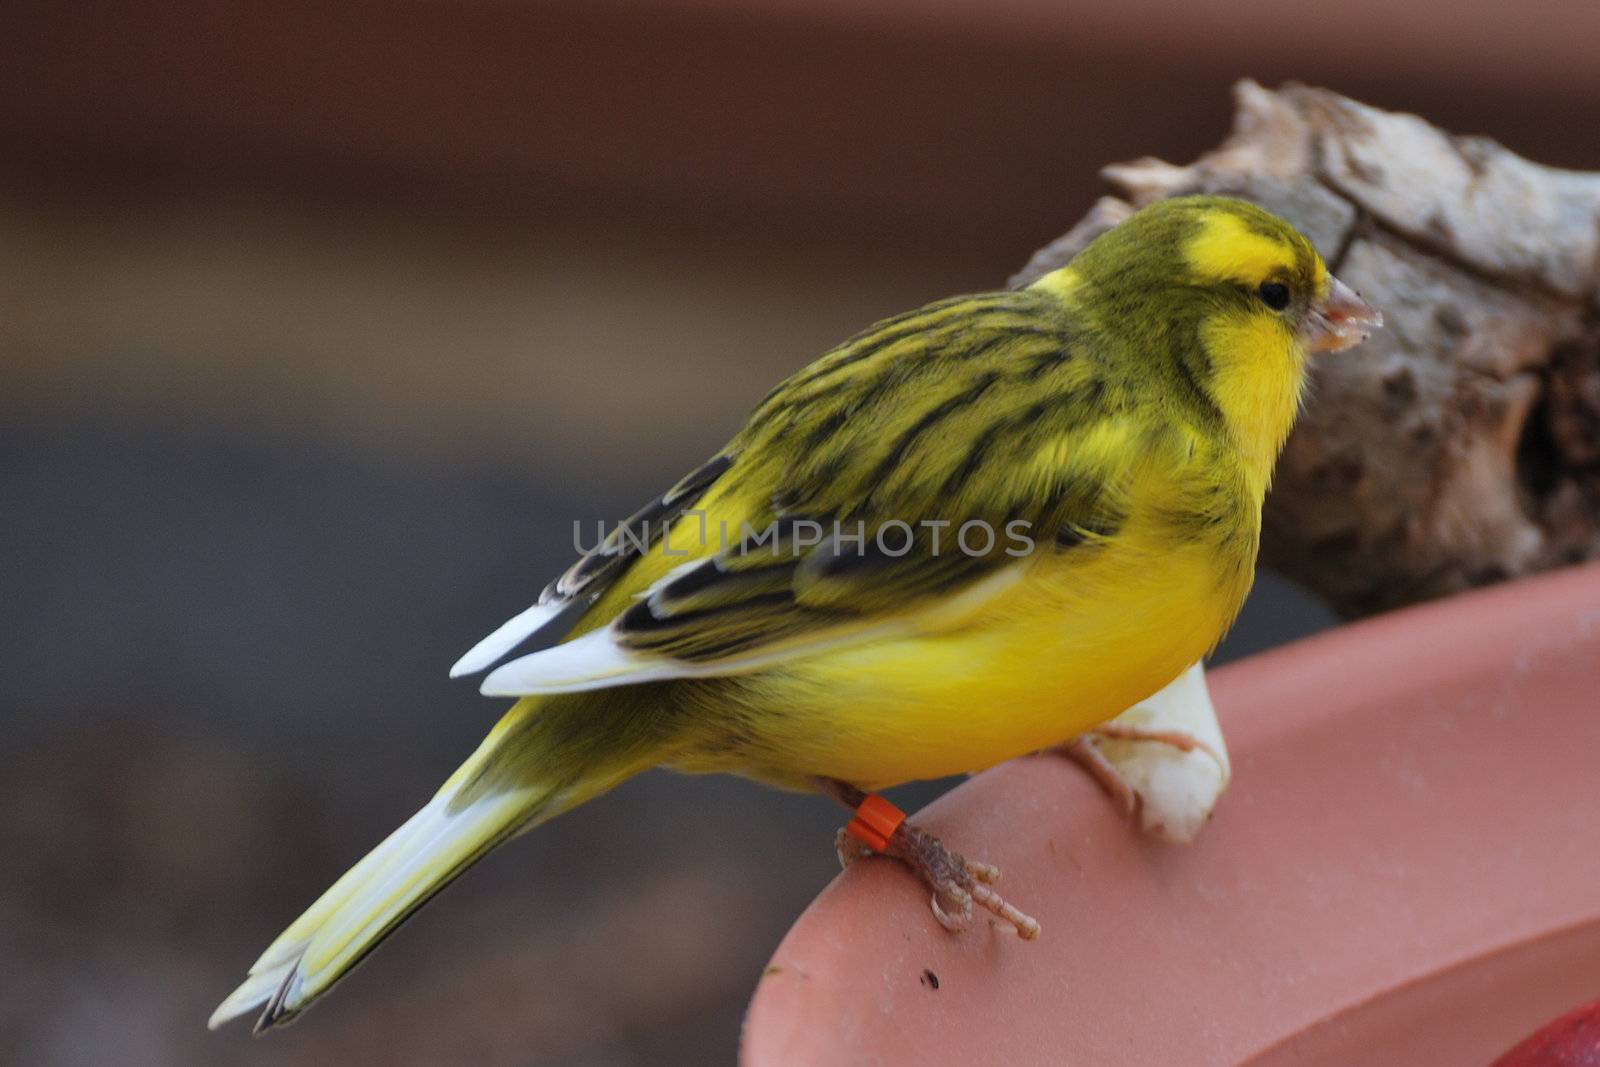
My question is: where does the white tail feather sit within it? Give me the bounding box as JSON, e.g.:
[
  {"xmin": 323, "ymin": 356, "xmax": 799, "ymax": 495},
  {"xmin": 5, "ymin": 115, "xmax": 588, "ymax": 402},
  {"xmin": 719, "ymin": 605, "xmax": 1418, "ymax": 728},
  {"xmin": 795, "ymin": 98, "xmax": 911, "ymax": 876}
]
[{"xmin": 210, "ymin": 770, "xmax": 544, "ymax": 1031}]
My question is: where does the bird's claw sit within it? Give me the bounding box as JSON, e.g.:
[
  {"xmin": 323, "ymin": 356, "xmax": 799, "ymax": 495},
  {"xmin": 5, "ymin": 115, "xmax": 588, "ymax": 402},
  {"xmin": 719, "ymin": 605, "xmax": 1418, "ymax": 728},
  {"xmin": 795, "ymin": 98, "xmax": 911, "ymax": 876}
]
[
  {"xmin": 929, "ymin": 886, "xmax": 970, "ymax": 932},
  {"xmin": 971, "ymin": 880, "xmax": 1041, "ymax": 939},
  {"xmin": 926, "ymin": 864, "xmax": 1038, "ymax": 938},
  {"xmin": 826, "ymin": 785, "xmax": 1040, "ymax": 940},
  {"xmin": 890, "ymin": 822, "xmax": 1040, "ymax": 939},
  {"xmin": 966, "ymin": 859, "xmax": 1001, "ymax": 885},
  {"xmin": 834, "ymin": 827, "xmax": 872, "ymax": 870}
]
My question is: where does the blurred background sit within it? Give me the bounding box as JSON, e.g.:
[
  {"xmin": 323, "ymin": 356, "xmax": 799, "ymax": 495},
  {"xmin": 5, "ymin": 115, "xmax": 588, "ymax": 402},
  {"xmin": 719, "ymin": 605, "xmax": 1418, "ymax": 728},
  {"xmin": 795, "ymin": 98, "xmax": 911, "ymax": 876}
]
[{"xmin": 5, "ymin": 1, "xmax": 1600, "ymax": 1063}]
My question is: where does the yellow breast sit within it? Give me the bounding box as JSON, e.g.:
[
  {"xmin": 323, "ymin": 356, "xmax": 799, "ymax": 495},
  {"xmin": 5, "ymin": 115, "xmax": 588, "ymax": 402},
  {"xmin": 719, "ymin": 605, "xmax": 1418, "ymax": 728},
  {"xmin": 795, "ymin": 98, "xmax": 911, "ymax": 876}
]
[{"xmin": 716, "ymin": 500, "xmax": 1253, "ymax": 790}]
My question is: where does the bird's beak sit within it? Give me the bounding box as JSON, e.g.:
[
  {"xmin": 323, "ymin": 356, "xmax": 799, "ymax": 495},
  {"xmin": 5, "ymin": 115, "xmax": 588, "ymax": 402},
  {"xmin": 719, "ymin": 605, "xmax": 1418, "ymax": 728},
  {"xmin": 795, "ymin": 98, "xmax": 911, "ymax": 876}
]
[{"xmin": 1300, "ymin": 275, "xmax": 1382, "ymax": 353}]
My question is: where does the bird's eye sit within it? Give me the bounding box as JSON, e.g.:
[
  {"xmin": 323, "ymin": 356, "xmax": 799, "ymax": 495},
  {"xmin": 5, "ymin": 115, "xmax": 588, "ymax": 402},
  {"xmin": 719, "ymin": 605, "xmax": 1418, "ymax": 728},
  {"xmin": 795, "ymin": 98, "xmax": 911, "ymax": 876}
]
[{"xmin": 1257, "ymin": 281, "xmax": 1291, "ymax": 311}]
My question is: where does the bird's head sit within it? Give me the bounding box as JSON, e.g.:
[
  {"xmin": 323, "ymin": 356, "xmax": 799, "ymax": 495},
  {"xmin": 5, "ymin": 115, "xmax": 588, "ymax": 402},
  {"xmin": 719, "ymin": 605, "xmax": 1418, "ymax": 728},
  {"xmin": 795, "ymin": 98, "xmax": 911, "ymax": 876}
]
[
  {"xmin": 1037, "ymin": 196, "xmax": 1381, "ymax": 467},
  {"xmin": 1056, "ymin": 195, "xmax": 1381, "ymax": 355}
]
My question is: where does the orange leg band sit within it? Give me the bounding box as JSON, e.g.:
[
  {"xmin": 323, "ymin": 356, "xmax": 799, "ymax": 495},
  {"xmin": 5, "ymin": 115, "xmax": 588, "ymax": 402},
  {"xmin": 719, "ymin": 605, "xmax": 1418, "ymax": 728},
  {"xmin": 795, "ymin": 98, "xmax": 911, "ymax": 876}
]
[{"xmin": 845, "ymin": 793, "xmax": 906, "ymax": 853}]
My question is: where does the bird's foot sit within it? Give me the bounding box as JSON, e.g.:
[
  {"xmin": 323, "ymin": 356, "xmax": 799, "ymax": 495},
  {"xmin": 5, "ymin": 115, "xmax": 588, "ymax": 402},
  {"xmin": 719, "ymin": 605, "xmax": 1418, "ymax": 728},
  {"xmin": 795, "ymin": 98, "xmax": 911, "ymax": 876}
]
[
  {"xmin": 827, "ymin": 786, "xmax": 1039, "ymax": 939},
  {"xmin": 1057, "ymin": 724, "xmax": 1222, "ymax": 820}
]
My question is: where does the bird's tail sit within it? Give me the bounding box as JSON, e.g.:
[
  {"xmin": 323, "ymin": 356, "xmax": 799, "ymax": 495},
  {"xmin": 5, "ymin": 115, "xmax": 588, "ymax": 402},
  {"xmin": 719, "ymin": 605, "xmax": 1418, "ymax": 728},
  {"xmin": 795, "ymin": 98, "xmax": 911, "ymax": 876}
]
[{"xmin": 209, "ymin": 699, "xmax": 621, "ymax": 1033}]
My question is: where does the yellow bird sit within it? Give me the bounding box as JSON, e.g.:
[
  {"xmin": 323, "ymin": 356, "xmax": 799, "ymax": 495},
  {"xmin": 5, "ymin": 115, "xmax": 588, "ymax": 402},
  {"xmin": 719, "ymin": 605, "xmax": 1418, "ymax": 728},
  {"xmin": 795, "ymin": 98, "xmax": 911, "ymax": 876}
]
[{"xmin": 211, "ymin": 196, "xmax": 1379, "ymax": 1031}]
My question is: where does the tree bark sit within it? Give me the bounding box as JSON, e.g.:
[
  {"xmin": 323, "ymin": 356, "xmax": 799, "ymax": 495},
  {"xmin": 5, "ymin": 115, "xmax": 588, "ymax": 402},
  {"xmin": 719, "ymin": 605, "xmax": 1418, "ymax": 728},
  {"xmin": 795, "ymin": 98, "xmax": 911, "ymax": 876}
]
[{"xmin": 1014, "ymin": 81, "xmax": 1600, "ymax": 618}]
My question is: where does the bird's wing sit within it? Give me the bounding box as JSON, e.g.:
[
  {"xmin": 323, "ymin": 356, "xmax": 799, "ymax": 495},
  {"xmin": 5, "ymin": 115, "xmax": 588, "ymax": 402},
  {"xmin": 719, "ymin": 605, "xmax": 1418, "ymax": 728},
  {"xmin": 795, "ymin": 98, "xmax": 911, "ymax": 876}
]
[
  {"xmin": 453, "ymin": 291, "xmax": 1056, "ymax": 680},
  {"xmin": 474, "ymin": 431, "xmax": 1131, "ymax": 696},
  {"xmin": 449, "ymin": 453, "xmax": 735, "ymax": 677},
  {"xmin": 463, "ymin": 288, "xmax": 1153, "ymax": 696}
]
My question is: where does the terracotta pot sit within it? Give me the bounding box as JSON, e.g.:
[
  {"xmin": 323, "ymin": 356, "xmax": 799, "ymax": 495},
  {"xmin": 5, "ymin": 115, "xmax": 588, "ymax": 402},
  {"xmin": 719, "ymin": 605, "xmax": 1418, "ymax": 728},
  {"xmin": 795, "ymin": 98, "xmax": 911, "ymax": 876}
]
[{"xmin": 743, "ymin": 564, "xmax": 1600, "ymax": 1066}]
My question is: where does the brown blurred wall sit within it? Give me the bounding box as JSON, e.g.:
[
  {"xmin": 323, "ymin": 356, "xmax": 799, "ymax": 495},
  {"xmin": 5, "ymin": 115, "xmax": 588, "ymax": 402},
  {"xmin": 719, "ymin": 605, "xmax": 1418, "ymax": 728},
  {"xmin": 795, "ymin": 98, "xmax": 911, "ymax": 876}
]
[{"xmin": 7, "ymin": 1, "xmax": 1600, "ymax": 465}]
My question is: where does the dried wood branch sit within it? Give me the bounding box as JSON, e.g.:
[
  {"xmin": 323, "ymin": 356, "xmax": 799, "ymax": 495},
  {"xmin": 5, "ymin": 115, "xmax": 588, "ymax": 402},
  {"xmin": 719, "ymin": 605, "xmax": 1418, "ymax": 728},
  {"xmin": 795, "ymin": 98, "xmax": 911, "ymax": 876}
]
[{"xmin": 1016, "ymin": 81, "xmax": 1600, "ymax": 618}]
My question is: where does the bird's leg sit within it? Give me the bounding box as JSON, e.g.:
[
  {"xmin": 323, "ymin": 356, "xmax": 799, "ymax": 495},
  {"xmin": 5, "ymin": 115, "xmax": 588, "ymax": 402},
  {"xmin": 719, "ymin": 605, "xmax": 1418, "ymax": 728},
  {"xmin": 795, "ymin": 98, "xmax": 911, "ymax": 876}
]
[
  {"xmin": 1056, "ymin": 724, "xmax": 1223, "ymax": 820},
  {"xmin": 1058, "ymin": 736, "xmax": 1139, "ymax": 816},
  {"xmin": 1091, "ymin": 721, "xmax": 1222, "ymax": 760},
  {"xmin": 816, "ymin": 777, "xmax": 1040, "ymax": 939}
]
